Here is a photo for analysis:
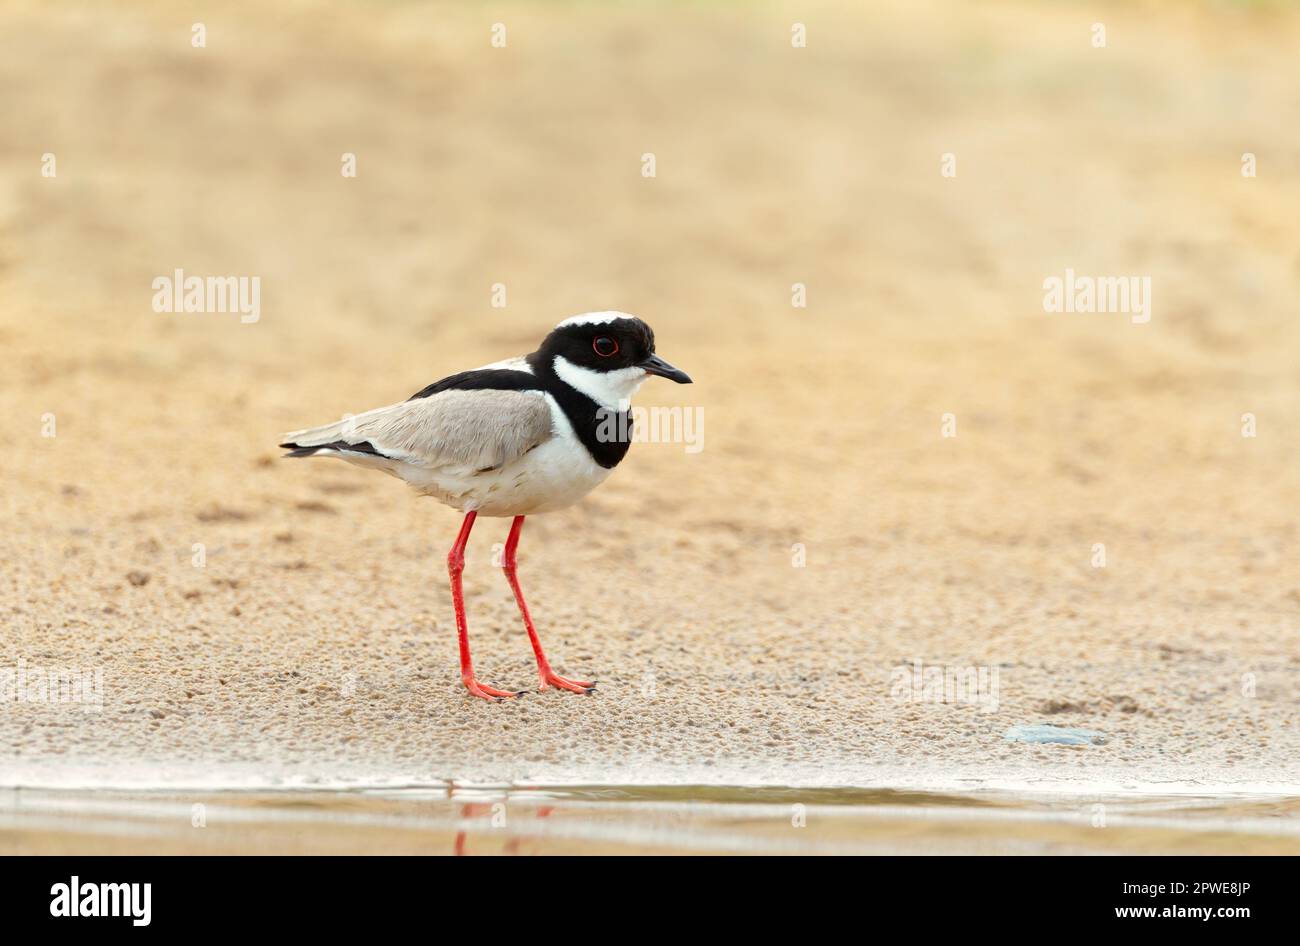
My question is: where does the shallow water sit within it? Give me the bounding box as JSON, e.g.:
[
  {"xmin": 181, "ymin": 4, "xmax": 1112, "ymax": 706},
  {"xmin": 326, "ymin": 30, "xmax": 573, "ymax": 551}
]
[{"xmin": 2, "ymin": 785, "xmax": 1297, "ymax": 855}]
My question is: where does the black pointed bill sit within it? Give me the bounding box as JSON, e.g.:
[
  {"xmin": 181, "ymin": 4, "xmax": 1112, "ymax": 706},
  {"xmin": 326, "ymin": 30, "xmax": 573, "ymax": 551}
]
[{"xmin": 639, "ymin": 353, "xmax": 692, "ymax": 384}]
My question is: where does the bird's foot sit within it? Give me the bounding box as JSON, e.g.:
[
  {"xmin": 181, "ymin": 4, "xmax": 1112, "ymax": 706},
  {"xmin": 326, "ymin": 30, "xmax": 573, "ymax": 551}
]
[
  {"xmin": 538, "ymin": 669, "xmax": 596, "ymax": 695},
  {"xmin": 464, "ymin": 677, "xmax": 526, "ymax": 702}
]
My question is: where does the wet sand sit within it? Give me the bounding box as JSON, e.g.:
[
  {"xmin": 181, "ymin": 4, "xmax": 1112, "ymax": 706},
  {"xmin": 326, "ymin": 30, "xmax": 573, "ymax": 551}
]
[
  {"xmin": 4, "ymin": 786, "xmax": 1298, "ymax": 856},
  {"xmin": 2, "ymin": 0, "xmax": 1299, "ymax": 838}
]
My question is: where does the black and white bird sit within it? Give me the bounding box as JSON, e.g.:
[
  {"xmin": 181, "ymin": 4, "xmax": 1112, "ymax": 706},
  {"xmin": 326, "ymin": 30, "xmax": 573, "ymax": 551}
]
[{"xmin": 279, "ymin": 312, "xmax": 692, "ymax": 701}]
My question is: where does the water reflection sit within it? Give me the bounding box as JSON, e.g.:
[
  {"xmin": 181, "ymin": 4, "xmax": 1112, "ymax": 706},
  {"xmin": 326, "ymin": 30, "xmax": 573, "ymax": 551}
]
[{"xmin": 2, "ymin": 784, "xmax": 1297, "ymax": 855}]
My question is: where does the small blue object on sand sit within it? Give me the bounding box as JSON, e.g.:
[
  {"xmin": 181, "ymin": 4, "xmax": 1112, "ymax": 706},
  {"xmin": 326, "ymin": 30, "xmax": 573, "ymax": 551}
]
[{"xmin": 1004, "ymin": 724, "xmax": 1106, "ymax": 746}]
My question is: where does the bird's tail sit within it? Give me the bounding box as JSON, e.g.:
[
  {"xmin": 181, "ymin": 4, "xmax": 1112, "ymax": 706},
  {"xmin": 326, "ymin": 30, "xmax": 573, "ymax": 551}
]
[{"xmin": 279, "ymin": 416, "xmax": 367, "ymax": 458}]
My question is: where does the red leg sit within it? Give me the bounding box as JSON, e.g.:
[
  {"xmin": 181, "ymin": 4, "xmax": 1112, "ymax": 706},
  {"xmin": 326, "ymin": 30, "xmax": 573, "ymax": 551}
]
[
  {"xmin": 448, "ymin": 511, "xmax": 522, "ymax": 701},
  {"xmin": 502, "ymin": 516, "xmax": 595, "ymax": 694}
]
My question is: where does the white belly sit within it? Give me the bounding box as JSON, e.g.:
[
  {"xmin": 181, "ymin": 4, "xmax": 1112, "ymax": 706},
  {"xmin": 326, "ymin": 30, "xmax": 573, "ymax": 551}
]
[{"xmin": 379, "ymin": 395, "xmax": 614, "ymax": 517}]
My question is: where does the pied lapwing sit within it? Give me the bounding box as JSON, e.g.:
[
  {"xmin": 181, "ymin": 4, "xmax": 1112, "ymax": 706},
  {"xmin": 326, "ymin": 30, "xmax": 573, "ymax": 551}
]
[{"xmin": 280, "ymin": 312, "xmax": 692, "ymax": 701}]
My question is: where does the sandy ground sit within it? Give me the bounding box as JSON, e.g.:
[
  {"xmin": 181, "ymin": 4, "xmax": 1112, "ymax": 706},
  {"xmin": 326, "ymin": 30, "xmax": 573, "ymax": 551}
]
[{"xmin": 2, "ymin": 0, "xmax": 1299, "ymax": 800}]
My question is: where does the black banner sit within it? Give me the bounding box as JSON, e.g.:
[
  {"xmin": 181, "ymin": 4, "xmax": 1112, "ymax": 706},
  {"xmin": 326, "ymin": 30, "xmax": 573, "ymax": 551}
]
[{"xmin": 0, "ymin": 855, "xmax": 1285, "ymax": 932}]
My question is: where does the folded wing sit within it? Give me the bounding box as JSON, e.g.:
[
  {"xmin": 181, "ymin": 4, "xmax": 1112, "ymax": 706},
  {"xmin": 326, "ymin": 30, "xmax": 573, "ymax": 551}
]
[{"xmin": 280, "ymin": 388, "xmax": 554, "ymax": 473}]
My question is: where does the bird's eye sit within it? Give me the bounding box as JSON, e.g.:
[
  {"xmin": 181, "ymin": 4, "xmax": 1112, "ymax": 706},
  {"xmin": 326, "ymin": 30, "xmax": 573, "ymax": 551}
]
[{"xmin": 593, "ymin": 336, "xmax": 619, "ymax": 357}]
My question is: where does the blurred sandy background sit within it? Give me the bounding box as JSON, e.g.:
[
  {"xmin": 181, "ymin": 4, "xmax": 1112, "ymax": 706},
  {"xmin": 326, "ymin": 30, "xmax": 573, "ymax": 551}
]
[{"xmin": 1, "ymin": 0, "xmax": 1298, "ymax": 794}]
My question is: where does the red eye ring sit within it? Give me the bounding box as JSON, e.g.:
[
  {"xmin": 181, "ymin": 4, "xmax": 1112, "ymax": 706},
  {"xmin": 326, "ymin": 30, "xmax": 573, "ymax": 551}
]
[{"xmin": 593, "ymin": 336, "xmax": 619, "ymax": 357}]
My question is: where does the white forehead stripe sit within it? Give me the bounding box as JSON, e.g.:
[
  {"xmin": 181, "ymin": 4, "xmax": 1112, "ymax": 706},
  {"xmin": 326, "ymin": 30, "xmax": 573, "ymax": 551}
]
[
  {"xmin": 555, "ymin": 310, "xmax": 637, "ymax": 329},
  {"xmin": 552, "ymin": 356, "xmax": 647, "ymax": 409}
]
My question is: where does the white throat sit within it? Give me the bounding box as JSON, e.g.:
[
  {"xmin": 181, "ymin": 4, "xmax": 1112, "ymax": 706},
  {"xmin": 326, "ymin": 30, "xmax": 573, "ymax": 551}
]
[{"xmin": 552, "ymin": 356, "xmax": 647, "ymax": 410}]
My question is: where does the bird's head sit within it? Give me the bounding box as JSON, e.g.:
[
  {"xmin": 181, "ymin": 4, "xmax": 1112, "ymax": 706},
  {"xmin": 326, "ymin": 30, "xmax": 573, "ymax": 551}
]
[{"xmin": 531, "ymin": 311, "xmax": 691, "ymax": 408}]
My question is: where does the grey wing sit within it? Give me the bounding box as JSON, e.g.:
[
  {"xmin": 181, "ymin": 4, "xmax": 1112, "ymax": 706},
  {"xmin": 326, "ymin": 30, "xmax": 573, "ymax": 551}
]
[{"xmin": 281, "ymin": 389, "xmax": 554, "ymax": 471}]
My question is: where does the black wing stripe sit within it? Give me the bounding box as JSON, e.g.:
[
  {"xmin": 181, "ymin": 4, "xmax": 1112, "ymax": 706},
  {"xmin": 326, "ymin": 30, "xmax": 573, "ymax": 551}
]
[{"xmin": 408, "ymin": 368, "xmax": 542, "ymax": 400}]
